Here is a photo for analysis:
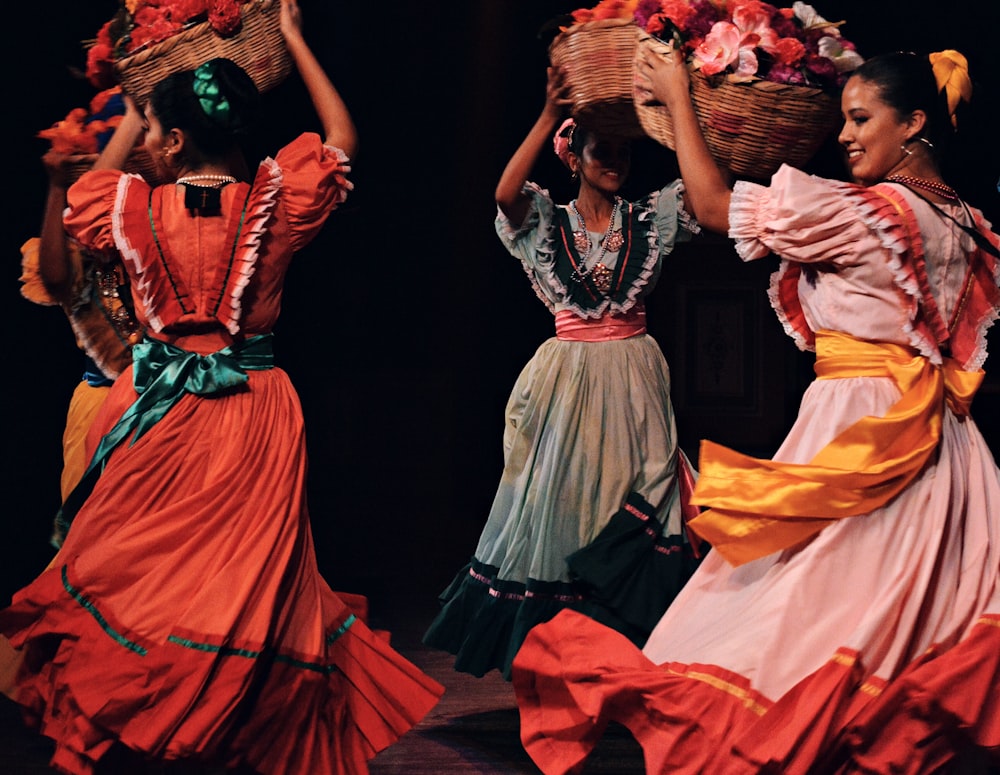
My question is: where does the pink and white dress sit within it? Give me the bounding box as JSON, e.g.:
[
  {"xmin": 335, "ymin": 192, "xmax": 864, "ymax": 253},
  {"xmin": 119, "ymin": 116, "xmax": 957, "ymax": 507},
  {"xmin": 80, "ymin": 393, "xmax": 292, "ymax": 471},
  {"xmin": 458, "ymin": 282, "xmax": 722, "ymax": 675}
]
[{"xmin": 512, "ymin": 165, "xmax": 1000, "ymax": 774}]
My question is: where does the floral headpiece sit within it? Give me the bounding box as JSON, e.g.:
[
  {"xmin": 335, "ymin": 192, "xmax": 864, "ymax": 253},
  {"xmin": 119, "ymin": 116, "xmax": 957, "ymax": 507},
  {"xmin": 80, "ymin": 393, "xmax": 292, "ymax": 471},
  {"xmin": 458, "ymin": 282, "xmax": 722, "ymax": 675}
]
[
  {"xmin": 929, "ymin": 50, "xmax": 972, "ymax": 128},
  {"xmin": 553, "ymin": 117, "xmax": 577, "ymax": 168},
  {"xmin": 193, "ymin": 61, "xmax": 232, "ymax": 126}
]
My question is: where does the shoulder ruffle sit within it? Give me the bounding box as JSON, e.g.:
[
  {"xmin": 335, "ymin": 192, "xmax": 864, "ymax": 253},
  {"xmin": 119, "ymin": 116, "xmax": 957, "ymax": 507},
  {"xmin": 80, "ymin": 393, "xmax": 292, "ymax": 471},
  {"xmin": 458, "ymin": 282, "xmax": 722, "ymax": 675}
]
[
  {"xmin": 215, "ymin": 158, "xmax": 283, "ymax": 335},
  {"xmin": 111, "ymin": 174, "xmax": 168, "ymax": 331},
  {"xmin": 858, "ymin": 183, "xmax": 944, "ymax": 364},
  {"xmin": 497, "ymin": 182, "xmax": 563, "ymax": 313},
  {"xmin": 951, "ymin": 209, "xmax": 1000, "ymax": 370},
  {"xmin": 19, "ymin": 238, "xmax": 60, "ymax": 307}
]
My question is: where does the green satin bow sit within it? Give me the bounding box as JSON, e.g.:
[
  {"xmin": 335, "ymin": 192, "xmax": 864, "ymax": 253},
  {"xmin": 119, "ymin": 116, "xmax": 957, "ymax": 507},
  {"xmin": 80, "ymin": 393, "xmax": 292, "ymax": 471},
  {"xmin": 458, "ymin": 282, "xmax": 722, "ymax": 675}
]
[
  {"xmin": 193, "ymin": 61, "xmax": 232, "ymax": 126},
  {"xmin": 53, "ymin": 334, "xmax": 274, "ymax": 543}
]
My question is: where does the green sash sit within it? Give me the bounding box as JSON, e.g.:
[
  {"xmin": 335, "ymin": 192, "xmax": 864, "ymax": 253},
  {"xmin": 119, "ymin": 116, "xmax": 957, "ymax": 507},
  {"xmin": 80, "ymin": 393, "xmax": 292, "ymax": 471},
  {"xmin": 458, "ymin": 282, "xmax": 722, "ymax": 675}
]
[{"xmin": 54, "ymin": 334, "xmax": 275, "ymax": 543}]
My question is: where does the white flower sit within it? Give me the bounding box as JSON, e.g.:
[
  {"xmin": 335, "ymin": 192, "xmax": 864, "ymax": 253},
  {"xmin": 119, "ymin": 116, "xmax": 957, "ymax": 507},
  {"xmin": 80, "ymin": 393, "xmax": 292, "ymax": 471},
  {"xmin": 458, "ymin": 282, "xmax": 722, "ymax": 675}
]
[
  {"xmin": 793, "ymin": 1, "xmax": 841, "ymax": 36},
  {"xmin": 818, "ymin": 36, "xmax": 865, "ymax": 73}
]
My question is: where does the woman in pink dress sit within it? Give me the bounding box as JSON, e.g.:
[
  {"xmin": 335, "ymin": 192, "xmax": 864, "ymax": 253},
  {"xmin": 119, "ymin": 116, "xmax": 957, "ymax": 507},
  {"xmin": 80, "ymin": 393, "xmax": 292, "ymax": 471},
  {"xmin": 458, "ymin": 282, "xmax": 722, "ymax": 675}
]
[
  {"xmin": 511, "ymin": 49, "xmax": 1000, "ymax": 774},
  {"xmin": 0, "ymin": 1, "xmax": 442, "ymax": 773}
]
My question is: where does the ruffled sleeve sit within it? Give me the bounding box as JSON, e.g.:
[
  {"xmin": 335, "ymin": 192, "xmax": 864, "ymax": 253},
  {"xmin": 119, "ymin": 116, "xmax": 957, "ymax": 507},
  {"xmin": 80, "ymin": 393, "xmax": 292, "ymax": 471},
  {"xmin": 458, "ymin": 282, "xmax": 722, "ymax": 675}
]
[
  {"xmin": 638, "ymin": 179, "xmax": 700, "ymax": 251},
  {"xmin": 64, "ymin": 169, "xmax": 135, "ymax": 254},
  {"xmin": 273, "ymin": 132, "xmax": 353, "ymax": 253},
  {"xmin": 495, "ymin": 182, "xmax": 562, "ymax": 309},
  {"xmin": 729, "ymin": 165, "xmax": 875, "ymax": 263},
  {"xmin": 19, "ymin": 236, "xmax": 92, "ymax": 312}
]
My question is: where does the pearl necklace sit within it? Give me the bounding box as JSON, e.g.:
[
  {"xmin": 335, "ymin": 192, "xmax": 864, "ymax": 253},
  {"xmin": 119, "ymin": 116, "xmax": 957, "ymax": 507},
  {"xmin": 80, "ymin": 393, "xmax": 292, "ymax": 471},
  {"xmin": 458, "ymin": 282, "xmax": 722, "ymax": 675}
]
[
  {"xmin": 884, "ymin": 175, "xmax": 958, "ymax": 201},
  {"xmin": 175, "ymin": 174, "xmax": 238, "ymax": 187},
  {"xmin": 569, "ymin": 197, "xmax": 623, "ymax": 294}
]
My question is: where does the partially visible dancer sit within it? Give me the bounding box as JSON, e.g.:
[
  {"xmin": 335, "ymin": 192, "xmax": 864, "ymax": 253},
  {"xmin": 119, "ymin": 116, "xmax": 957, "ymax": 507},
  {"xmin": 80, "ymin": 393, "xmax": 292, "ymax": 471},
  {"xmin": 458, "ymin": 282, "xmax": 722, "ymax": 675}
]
[
  {"xmin": 424, "ymin": 64, "xmax": 702, "ymax": 681},
  {"xmin": 20, "ymin": 150, "xmax": 142, "ymax": 521},
  {"xmin": 513, "ymin": 49, "xmax": 1000, "ymax": 774},
  {"xmin": 0, "ymin": 1, "xmax": 442, "ymax": 773}
]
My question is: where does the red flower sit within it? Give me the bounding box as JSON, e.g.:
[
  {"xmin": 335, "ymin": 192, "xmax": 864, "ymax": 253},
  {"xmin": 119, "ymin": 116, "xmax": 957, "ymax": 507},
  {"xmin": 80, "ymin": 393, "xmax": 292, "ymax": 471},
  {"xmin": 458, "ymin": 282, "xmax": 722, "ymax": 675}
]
[
  {"xmin": 168, "ymin": 0, "xmax": 209, "ymax": 23},
  {"xmin": 127, "ymin": 10, "xmax": 184, "ymax": 52},
  {"xmin": 208, "ymin": 0, "xmax": 243, "ymax": 36},
  {"xmin": 771, "ymin": 36, "xmax": 806, "ymax": 66},
  {"xmin": 86, "ymin": 40, "xmax": 117, "ymax": 90}
]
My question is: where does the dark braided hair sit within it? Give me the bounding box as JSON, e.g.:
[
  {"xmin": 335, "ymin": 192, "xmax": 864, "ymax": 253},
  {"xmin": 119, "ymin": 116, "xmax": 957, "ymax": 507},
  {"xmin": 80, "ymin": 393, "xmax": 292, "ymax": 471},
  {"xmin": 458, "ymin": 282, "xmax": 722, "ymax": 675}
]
[{"xmin": 149, "ymin": 57, "xmax": 260, "ymax": 158}]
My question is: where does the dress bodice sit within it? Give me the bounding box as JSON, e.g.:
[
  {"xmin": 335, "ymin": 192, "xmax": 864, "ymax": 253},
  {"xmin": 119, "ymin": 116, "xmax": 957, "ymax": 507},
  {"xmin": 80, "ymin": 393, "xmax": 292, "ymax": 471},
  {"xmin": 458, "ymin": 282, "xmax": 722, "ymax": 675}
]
[{"xmin": 64, "ymin": 133, "xmax": 352, "ymax": 340}]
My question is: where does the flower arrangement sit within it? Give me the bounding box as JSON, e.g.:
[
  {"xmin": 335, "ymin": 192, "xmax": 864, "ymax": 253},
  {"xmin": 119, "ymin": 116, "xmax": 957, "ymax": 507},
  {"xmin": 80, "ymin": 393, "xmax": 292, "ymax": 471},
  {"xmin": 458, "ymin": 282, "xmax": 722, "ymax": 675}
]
[
  {"xmin": 567, "ymin": 0, "xmax": 864, "ymax": 89},
  {"xmin": 38, "ymin": 88, "xmax": 127, "ymax": 155},
  {"xmin": 87, "ymin": 0, "xmax": 247, "ymax": 89}
]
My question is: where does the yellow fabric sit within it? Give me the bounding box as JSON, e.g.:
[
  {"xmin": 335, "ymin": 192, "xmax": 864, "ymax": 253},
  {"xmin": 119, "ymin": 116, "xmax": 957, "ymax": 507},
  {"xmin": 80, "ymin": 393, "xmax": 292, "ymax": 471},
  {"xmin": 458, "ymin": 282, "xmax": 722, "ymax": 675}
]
[
  {"xmin": 929, "ymin": 50, "xmax": 972, "ymax": 128},
  {"xmin": 60, "ymin": 381, "xmax": 112, "ymax": 502},
  {"xmin": 688, "ymin": 330, "xmax": 983, "ymax": 566}
]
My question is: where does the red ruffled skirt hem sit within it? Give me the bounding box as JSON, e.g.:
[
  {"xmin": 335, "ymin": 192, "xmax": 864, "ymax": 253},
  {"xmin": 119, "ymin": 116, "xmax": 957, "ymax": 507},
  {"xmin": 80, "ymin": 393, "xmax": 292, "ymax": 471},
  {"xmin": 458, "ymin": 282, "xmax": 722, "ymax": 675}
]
[
  {"xmin": 2, "ymin": 564, "xmax": 443, "ymax": 775},
  {"xmin": 512, "ymin": 610, "xmax": 1000, "ymax": 774}
]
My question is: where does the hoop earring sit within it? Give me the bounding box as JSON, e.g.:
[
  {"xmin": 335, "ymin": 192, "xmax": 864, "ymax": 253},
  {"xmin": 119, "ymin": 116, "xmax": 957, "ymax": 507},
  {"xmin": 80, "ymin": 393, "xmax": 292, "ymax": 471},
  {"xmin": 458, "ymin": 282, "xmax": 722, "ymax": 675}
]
[
  {"xmin": 571, "ymin": 169, "xmax": 579, "ymax": 180},
  {"xmin": 900, "ymin": 143, "xmax": 913, "ymax": 158},
  {"xmin": 918, "ymin": 136, "xmax": 935, "ymax": 150}
]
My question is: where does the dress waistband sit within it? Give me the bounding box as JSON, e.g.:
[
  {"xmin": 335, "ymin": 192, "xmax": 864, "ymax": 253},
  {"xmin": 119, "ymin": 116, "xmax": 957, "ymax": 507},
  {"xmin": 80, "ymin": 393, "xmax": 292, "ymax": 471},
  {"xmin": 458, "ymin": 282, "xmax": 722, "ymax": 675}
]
[{"xmin": 555, "ymin": 306, "xmax": 646, "ymax": 342}]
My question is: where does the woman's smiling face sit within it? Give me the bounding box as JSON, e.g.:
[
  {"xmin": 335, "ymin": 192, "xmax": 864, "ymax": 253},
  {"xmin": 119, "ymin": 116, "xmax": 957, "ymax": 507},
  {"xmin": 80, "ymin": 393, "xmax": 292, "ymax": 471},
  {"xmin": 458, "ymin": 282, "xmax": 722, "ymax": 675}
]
[{"xmin": 838, "ymin": 75, "xmax": 914, "ymax": 186}]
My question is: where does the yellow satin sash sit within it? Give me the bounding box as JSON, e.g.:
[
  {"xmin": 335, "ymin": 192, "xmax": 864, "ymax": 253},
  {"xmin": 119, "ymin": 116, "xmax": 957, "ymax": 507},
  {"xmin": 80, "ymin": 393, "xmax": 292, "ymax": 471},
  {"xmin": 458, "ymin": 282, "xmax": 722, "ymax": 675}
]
[{"xmin": 688, "ymin": 330, "xmax": 983, "ymax": 566}]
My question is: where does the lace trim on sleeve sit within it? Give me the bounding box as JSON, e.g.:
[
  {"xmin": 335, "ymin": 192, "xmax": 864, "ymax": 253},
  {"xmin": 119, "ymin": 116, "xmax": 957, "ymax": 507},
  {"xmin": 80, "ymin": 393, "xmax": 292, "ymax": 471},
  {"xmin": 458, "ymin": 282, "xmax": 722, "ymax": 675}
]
[
  {"xmin": 111, "ymin": 174, "xmax": 165, "ymax": 332},
  {"xmin": 500, "ymin": 182, "xmax": 563, "ymax": 313},
  {"xmin": 856, "ymin": 185, "xmax": 941, "ymax": 364},
  {"xmin": 729, "ymin": 180, "xmax": 772, "ymax": 261},
  {"xmin": 217, "ymin": 158, "xmax": 282, "ymax": 334}
]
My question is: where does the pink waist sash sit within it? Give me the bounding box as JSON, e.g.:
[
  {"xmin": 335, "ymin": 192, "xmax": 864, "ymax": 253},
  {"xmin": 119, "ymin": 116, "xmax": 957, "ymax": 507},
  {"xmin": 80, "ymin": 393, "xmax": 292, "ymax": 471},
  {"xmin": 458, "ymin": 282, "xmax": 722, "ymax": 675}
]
[{"xmin": 555, "ymin": 306, "xmax": 647, "ymax": 342}]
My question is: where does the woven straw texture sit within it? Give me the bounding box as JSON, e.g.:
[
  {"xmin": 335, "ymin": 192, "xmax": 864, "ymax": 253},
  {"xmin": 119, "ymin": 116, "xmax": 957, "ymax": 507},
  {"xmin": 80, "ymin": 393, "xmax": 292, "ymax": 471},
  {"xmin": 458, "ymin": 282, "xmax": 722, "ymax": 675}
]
[
  {"xmin": 113, "ymin": 0, "xmax": 292, "ymax": 107},
  {"xmin": 66, "ymin": 148, "xmax": 162, "ymax": 186},
  {"xmin": 549, "ymin": 18, "xmax": 644, "ymax": 137},
  {"xmin": 635, "ymin": 33, "xmax": 841, "ymax": 179}
]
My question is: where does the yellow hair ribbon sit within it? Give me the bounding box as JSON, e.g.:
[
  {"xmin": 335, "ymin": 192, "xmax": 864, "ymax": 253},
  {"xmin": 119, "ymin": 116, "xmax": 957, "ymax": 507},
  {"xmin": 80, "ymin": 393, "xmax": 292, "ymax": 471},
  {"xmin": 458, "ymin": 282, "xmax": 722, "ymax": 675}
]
[{"xmin": 929, "ymin": 50, "xmax": 972, "ymax": 128}]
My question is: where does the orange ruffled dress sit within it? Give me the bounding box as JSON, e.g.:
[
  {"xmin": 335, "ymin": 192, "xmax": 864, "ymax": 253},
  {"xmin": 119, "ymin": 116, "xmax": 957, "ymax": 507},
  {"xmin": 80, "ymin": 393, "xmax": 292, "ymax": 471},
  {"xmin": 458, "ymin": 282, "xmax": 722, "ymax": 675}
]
[
  {"xmin": 511, "ymin": 166, "xmax": 1000, "ymax": 774},
  {"xmin": 0, "ymin": 134, "xmax": 443, "ymax": 775}
]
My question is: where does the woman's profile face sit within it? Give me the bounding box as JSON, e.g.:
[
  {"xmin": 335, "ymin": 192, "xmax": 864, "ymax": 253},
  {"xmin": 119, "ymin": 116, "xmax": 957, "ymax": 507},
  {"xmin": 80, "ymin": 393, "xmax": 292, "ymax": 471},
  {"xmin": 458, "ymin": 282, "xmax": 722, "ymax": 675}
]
[
  {"xmin": 142, "ymin": 105, "xmax": 168, "ymax": 172},
  {"xmin": 576, "ymin": 134, "xmax": 631, "ymax": 192},
  {"xmin": 837, "ymin": 76, "xmax": 913, "ymax": 186}
]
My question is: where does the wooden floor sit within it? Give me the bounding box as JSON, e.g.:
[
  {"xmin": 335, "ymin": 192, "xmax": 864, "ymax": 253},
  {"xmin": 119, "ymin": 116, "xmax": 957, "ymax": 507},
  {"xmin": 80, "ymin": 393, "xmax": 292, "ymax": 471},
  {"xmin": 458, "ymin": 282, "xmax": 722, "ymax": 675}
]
[{"xmin": 0, "ymin": 589, "xmax": 644, "ymax": 775}]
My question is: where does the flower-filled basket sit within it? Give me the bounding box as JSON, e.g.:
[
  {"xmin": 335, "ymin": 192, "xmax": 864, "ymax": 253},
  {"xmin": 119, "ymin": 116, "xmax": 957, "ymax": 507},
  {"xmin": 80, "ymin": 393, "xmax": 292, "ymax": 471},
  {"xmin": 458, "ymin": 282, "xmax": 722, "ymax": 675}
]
[
  {"xmin": 89, "ymin": 0, "xmax": 292, "ymax": 107},
  {"xmin": 631, "ymin": 1, "xmax": 863, "ymax": 180},
  {"xmin": 548, "ymin": 17, "xmax": 644, "ymax": 137}
]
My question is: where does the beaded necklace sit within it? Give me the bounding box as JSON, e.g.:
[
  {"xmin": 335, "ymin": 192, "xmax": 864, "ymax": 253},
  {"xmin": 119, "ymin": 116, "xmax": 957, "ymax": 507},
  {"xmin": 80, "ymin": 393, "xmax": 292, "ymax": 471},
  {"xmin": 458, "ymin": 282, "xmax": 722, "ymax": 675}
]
[
  {"xmin": 569, "ymin": 197, "xmax": 623, "ymax": 294},
  {"xmin": 175, "ymin": 174, "xmax": 238, "ymax": 187},
  {"xmin": 884, "ymin": 175, "xmax": 958, "ymax": 201}
]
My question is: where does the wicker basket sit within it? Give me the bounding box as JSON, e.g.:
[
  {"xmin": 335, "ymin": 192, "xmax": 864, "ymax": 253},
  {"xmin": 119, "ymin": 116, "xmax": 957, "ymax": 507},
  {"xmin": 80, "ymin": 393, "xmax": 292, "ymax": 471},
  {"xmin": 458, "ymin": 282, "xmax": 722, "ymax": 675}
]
[
  {"xmin": 549, "ymin": 18, "xmax": 644, "ymax": 137},
  {"xmin": 635, "ymin": 33, "xmax": 841, "ymax": 179},
  {"xmin": 66, "ymin": 148, "xmax": 162, "ymax": 186},
  {"xmin": 113, "ymin": 0, "xmax": 292, "ymax": 107}
]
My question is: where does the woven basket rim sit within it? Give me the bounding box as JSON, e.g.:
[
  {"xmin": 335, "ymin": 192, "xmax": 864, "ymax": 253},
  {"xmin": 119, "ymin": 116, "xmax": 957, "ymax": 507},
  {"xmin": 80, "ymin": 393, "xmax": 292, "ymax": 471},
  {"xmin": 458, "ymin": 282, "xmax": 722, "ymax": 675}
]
[
  {"xmin": 549, "ymin": 16, "xmax": 637, "ymax": 48},
  {"xmin": 114, "ymin": 0, "xmax": 278, "ymax": 70},
  {"xmin": 636, "ymin": 32, "xmax": 834, "ymax": 99}
]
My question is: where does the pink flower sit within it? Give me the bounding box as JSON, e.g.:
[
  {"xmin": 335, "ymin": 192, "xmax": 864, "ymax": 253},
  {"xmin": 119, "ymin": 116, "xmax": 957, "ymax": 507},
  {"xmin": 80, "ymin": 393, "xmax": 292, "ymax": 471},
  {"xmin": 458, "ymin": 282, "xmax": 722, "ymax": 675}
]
[
  {"xmin": 693, "ymin": 21, "xmax": 759, "ymax": 78},
  {"xmin": 731, "ymin": 0, "xmax": 780, "ymax": 53}
]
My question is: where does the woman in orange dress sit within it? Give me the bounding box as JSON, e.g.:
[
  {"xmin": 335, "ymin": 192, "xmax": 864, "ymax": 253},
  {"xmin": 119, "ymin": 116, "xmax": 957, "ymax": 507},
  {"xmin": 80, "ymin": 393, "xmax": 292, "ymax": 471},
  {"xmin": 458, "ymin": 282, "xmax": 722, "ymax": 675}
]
[{"xmin": 0, "ymin": 1, "xmax": 442, "ymax": 773}]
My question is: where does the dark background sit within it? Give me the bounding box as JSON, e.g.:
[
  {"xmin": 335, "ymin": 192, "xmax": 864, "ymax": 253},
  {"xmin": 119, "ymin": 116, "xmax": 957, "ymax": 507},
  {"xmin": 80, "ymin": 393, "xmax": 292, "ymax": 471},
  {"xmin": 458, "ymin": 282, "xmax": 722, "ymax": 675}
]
[{"xmin": 4, "ymin": 1, "xmax": 999, "ymax": 606}]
